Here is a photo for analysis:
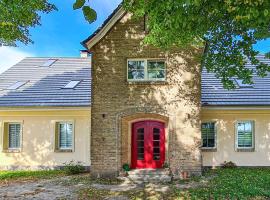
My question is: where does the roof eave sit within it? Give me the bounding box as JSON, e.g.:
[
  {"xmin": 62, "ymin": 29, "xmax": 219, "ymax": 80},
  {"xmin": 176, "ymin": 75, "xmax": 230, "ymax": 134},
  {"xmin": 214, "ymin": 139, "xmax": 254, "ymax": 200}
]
[{"xmin": 81, "ymin": 5, "xmax": 125, "ymax": 50}]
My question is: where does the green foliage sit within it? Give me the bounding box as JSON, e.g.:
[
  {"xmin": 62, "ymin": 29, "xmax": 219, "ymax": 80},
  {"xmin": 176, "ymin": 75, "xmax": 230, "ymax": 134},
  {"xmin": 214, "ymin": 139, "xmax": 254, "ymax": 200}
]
[
  {"xmin": 63, "ymin": 160, "xmax": 85, "ymax": 175},
  {"xmin": 82, "ymin": 6, "xmax": 97, "ymax": 24},
  {"xmin": 122, "ymin": 163, "xmax": 130, "ymax": 172},
  {"xmin": 179, "ymin": 168, "xmax": 270, "ymax": 199},
  {"xmin": 0, "ymin": 170, "xmax": 64, "ymax": 181},
  {"xmin": 221, "ymin": 161, "xmax": 237, "ymax": 168},
  {"xmin": 0, "ymin": 0, "xmax": 56, "ymax": 46},
  {"xmin": 72, "ymin": 0, "xmax": 97, "ymax": 24},
  {"xmin": 73, "ymin": 0, "xmax": 85, "ymax": 10},
  {"xmin": 123, "ymin": 0, "xmax": 270, "ymax": 89},
  {"xmin": 162, "ymin": 162, "xmax": 169, "ymax": 168}
]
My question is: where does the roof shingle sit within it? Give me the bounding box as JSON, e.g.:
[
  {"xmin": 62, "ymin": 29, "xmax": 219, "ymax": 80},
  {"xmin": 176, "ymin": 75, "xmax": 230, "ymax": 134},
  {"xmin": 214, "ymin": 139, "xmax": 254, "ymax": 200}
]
[
  {"xmin": 202, "ymin": 55, "xmax": 270, "ymax": 106},
  {"xmin": 0, "ymin": 57, "xmax": 91, "ymax": 107}
]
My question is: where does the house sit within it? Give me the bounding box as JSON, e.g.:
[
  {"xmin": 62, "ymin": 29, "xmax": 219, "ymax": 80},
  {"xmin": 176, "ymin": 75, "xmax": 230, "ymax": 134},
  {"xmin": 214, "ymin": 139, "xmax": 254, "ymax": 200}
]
[
  {"xmin": 82, "ymin": 5, "xmax": 270, "ymax": 178},
  {"xmin": 0, "ymin": 57, "xmax": 91, "ymax": 169},
  {"xmin": 1, "ymin": 5, "xmax": 270, "ymax": 178}
]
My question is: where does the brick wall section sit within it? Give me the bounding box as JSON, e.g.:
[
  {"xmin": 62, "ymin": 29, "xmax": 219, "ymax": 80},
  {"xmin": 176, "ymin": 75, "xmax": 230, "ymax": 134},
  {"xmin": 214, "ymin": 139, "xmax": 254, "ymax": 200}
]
[{"xmin": 89, "ymin": 12, "xmax": 203, "ymax": 178}]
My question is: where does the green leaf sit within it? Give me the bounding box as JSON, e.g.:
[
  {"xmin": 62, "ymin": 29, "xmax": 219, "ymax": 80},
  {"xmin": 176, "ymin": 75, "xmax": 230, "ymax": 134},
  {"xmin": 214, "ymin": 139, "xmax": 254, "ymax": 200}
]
[
  {"xmin": 82, "ymin": 6, "xmax": 97, "ymax": 23},
  {"xmin": 265, "ymin": 52, "xmax": 270, "ymax": 59},
  {"xmin": 264, "ymin": 9, "xmax": 269, "ymax": 17},
  {"xmin": 73, "ymin": 0, "xmax": 85, "ymax": 10}
]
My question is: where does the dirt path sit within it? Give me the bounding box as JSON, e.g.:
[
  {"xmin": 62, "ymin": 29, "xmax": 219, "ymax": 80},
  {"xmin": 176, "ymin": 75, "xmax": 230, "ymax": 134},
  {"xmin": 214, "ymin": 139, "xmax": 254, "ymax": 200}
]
[
  {"xmin": 0, "ymin": 175, "xmax": 205, "ymax": 200},
  {"xmin": 0, "ymin": 175, "xmax": 87, "ymax": 200}
]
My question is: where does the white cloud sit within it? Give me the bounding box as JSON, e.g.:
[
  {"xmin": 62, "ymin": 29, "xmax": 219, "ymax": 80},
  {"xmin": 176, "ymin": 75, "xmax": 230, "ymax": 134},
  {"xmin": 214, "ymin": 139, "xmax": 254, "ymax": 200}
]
[{"xmin": 0, "ymin": 47, "xmax": 33, "ymax": 73}]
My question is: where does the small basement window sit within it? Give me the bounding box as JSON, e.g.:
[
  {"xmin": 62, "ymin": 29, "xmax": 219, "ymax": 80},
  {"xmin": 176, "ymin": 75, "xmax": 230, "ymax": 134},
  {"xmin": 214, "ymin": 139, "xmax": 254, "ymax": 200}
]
[
  {"xmin": 234, "ymin": 79, "xmax": 253, "ymax": 88},
  {"xmin": 127, "ymin": 59, "xmax": 166, "ymax": 81},
  {"xmin": 63, "ymin": 80, "xmax": 81, "ymax": 89},
  {"xmin": 7, "ymin": 81, "xmax": 27, "ymax": 90},
  {"xmin": 40, "ymin": 59, "xmax": 57, "ymax": 67}
]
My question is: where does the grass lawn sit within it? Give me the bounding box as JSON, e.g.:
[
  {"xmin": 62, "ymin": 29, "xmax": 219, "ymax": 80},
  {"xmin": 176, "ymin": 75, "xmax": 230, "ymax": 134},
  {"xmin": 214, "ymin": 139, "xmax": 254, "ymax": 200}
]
[
  {"xmin": 78, "ymin": 168, "xmax": 270, "ymax": 200},
  {"xmin": 178, "ymin": 168, "xmax": 270, "ymax": 200},
  {"xmin": 0, "ymin": 170, "xmax": 65, "ymax": 182}
]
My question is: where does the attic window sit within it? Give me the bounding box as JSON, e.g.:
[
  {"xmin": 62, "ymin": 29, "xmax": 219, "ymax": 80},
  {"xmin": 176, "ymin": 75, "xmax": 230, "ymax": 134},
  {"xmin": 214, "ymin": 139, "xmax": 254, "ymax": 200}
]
[
  {"xmin": 7, "ymin": 81, "xmax": 27, "ymax": 90},
  {"xmin": 63, "ymin": 80, "xmax": 81, "ymax": 89},
  {"xmin": 234, "ymin": 79, "xmax": 253, "ymax": 88},
  {"xmin": 40, "ymin": 59, "xmax": 57, "ymax": 67}
]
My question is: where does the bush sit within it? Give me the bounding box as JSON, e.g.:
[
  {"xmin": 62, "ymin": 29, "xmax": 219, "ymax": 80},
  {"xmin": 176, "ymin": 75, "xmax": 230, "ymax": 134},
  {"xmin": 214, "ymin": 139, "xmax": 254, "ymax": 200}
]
[
  {"xmin": 221, "ymin": 161, "xmax": 237, "ymax": 168},
  {"xmin": 122, "ymin": 163, "xmax": 130, "ymax": 172},
  {"xmin": 63, "ymin": 160, "xmax": 85, "ymax": 175}
]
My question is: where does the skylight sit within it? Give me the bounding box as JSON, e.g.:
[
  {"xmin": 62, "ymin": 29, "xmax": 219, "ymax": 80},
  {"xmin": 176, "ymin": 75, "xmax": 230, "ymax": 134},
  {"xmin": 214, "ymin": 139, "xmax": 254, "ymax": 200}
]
[
  {"xmin": 234, "ymin": 79, "xmax": 253, "ymax": 88},
  {"xmin": 63, "ymin": 80, "xmax": 81, "ymax": 89},
  {"xmin": 7, "ymin": 81, "xmax": 27, "ymax": 90},
  {"xmin": 40, "ymin": 59, "xmax": 57, "ymax": 67}
]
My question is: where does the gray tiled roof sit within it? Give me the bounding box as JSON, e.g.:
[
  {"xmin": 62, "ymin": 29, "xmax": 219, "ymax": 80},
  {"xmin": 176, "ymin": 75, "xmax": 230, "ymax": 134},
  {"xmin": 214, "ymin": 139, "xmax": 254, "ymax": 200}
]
[
  {"xmin": 0, "ymin": 57, "xmax": 91, "ymax": 107},
  {"xmin": 202, "ymin": 55, "xmax": 270, "ymax": 106}
]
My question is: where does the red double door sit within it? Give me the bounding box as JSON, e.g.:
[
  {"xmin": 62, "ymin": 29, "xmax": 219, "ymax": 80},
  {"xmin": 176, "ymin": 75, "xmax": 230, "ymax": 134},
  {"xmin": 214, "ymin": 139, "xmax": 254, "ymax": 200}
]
[{"xmin": 131, "ymin": 121, "xmax": 165, "ymax": 169}]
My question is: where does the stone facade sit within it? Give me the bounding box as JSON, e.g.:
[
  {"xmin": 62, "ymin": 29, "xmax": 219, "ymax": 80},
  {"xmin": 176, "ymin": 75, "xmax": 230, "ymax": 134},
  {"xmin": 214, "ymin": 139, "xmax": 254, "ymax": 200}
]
[{"xmin": 88, "ymin": 12, "xmax": 203, "ymax": 177}]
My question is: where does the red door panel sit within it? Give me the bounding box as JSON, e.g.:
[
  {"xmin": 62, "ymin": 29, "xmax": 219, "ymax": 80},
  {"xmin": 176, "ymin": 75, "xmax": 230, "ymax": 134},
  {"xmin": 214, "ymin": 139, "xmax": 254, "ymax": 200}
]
[{"xmin": 131, "ymin": 120, "xmax": 165, "ymax": 169}]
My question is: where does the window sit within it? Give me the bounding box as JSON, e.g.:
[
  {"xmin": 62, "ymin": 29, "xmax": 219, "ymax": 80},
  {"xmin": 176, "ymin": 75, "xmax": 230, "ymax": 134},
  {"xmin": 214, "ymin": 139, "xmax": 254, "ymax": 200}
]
[
  {"xmin": 236, "ymin": 121, "xmax": 254, "ymax": 149},
  {"xmin": 63, "ymin": 80, "xmax": 81, "ymax": 89},
  {"xmin": 2, "ymin": 122, "xmax": 22, "ymax": 151},
  {"xmin": 8, "ymin": 123, "xmax": 21, "ymax": 149},
  {"xmin": 40, "ymin": 59, "xmax": 57, "ymax": 67},
  {"xmin": 55, "ymin": 122, "xmax": 73, "ymax": 151},
  {"xmin": 127, "ymin": 59, "xmax": 165, "ymax": 81},
  {"xmin": 7, "ymin": 81, "xmax": 27, "ymax": 90},
  {"xmin": 234, "ymin": 79, "xmax": 253, "ymax": 88},
  {"xmin": 201, "ymin": 122, "xmax": 216, "ymax": 148}
]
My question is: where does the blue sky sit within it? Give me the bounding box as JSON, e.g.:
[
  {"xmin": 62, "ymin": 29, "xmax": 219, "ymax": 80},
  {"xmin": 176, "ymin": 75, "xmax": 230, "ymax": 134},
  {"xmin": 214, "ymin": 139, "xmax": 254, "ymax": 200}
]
[
  {"xmin": 0, "ymin": 0, "xmax": 121, "ymax": 72},
  {"xmin": 0, "ymin": 0, "xmax": 269, "ymax": 72}
]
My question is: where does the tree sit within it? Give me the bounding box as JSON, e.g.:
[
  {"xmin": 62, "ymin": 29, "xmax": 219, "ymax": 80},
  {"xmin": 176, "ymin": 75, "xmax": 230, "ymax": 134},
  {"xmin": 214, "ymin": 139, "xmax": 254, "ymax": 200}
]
[
  {"xmin": 0, "ymin": 0, "xmax": 56, "ymax": 46},
  {"xmin": 122, "ymin": 0, "xmax": 270, "ymax": 89},
  {"xmin": 1, "ymin": 0, "xmax": 270, "ymax": 89},
  {"xmin": 0, "ymin": 0, "xmax": 96, "ymax": 46}
]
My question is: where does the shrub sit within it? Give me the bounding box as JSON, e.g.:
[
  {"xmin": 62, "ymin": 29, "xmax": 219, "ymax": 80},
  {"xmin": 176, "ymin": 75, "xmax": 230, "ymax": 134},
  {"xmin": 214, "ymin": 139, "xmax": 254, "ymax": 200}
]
[
  {"xmin": 122, "ymin": 163, "xmax": 130, "ymax": 172},
  {"xmin": 162, "ymin": 162, "xmax": 169, "ymax": 168},
  {"xmin": 63, "ymin": 160, "xmax": 85, "ymax": 175},
  {"xmin": 221, "ymin": 161, "xmax": 237, "ymax": 168}
]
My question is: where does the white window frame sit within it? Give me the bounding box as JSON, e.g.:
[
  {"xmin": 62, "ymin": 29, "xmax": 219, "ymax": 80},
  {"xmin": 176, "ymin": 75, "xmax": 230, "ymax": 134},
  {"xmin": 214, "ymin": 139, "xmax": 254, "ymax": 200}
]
[
  {"xmin": 63, "ymin": 80, "xmax": 81, "ymax": 89},
  {"xmin": 235, "ymin": 120, "xmax": 254, "ymax": 149},
  {"xmin": 127, "ymin": 58, "xmax": 166, "ymax": 82},
  {"xmin": 201, "ymin": 121, "xmax": 217, "ymax": 149},
  {"xmin": 57, "ymin": 121, "xmax": 75, "ymax": 151}
]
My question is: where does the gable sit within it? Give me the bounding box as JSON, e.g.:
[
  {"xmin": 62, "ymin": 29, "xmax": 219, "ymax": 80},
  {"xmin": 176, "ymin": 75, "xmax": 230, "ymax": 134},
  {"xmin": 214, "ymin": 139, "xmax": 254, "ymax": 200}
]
[{"xmin": 82, "ymin": 4, "xmax": 125, "ymax": 50}]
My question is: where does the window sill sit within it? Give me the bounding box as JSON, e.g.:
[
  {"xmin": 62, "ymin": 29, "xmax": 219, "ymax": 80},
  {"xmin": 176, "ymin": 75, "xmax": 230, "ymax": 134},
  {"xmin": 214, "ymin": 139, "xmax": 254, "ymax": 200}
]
[
  {"xmin": 201, "ymin": 148, "xmax": 217, "ymax": 152},
  {"xmin": 55, "ymin": 149, "xmax": 73, "ymax": 153},
  {"xmin": 3, "ymin": 149, "xmax": 21, "ymax": 153},
  {"xmin": 127, "ymin": 81, "xmax": 168, "ymax": 85},
  {"xmin": 236, "ymin": 148, "xmax": 255, "ymax": 152}
]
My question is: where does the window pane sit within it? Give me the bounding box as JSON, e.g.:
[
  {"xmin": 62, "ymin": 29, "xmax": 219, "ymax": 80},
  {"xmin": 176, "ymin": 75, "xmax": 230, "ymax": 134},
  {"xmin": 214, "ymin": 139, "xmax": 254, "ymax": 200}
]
[
  {"xmin": 59, "ymin": 123, "xmax": 73, "ymax": 149},
  {"xmin": 9, "ymin": 123, "xmax": 21, "ymax": 149},
  {"xmin": 136, "ymin": 128, "xmax": 144, "ymax": 160},
  {"xmin": 128, "ymin": 61, "xmax": 145, "ymax": 80},
  {"xmin": 237, "ymin": 121, "xmax": 253, "ymax": 148},
  {"xmin": 148, "ymin": 61, "xmax": 165, "ymax": 70},
  {"xmin": 147, "ymin": 61, "xmax": 165, "ymax": 80},
  {"xmin": 201, "ymin": 122, "xmax": 215, "ymax": 148},
  {"xmin": 128, "ymin": 70, "xmax": 144, "ymax": 80}
]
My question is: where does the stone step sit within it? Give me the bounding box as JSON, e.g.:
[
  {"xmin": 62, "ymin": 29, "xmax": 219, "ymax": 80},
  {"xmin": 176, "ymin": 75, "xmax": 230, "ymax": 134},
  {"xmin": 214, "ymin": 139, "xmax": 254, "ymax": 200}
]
[
  {"xmin": 128, "ymin": 174, "xmax": 172, "ymax": 183},
  {"xmin": 127, "ymin": 169, "xmax": 170, "ymax": 176},
  {"xmin": 127, "ymin": 169, "xmax": 172, "ymax": 183}
]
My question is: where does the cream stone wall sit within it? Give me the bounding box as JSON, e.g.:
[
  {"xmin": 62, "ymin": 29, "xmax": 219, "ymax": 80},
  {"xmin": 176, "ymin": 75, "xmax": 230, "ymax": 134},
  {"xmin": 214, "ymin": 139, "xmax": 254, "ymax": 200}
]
[
  {"xmin": 0, "ymin": 108, "xmax": 91, "ymax": 169},
  {"xmin": 89, "ymin": 12, "xmax": 203, "ymax": 177},
  {"xmin": 202, "ymin": 108, "xmax": 270, "ymax": 167}
]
